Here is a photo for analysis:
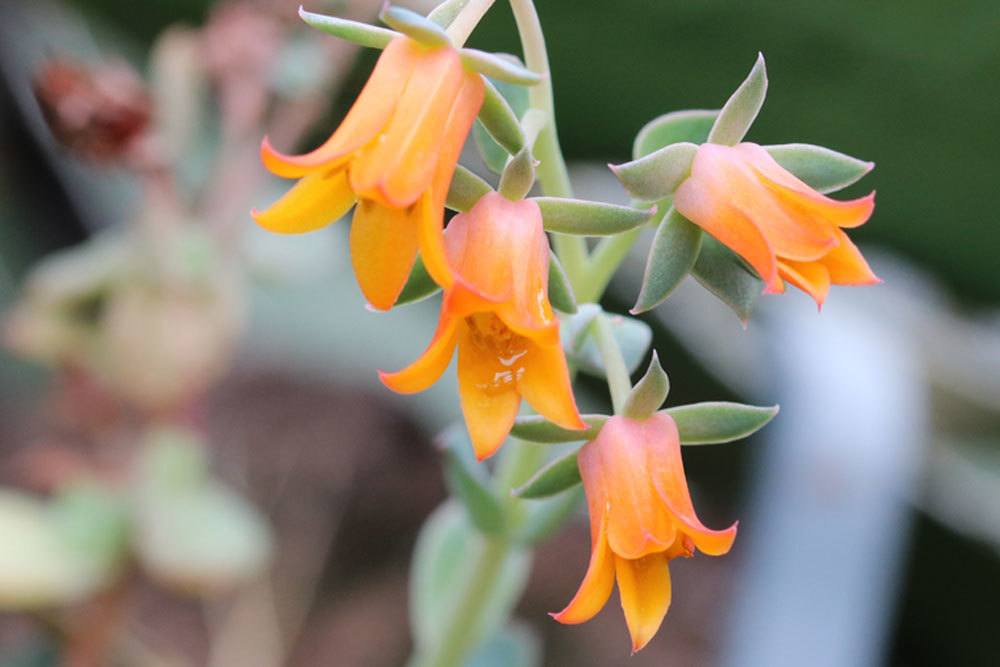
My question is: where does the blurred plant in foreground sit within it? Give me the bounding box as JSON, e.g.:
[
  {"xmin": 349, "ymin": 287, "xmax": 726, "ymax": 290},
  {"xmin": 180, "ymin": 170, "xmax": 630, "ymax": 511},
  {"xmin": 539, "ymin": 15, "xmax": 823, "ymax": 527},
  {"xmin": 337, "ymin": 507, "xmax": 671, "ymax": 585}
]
[
  {"xmin": 1, "ymin": 0, "xmax": 382, "ymax": 663},
  {"xmin": 248, "ymin": 1, "xmax": 878, "ymax": 664}
]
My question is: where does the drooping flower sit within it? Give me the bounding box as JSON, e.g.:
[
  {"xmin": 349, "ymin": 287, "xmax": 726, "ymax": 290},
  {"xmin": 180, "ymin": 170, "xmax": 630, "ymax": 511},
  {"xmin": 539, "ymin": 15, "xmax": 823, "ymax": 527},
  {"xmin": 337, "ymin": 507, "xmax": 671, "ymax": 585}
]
[
  {"xmin": 674, "ymin": 142, "xmax": 878, "ymax": 306},
  {"xmin": 552, "ymin": 413, "xmax": 737, "ymax": 653},
  {"xmin": 253, "ymin": 37, "xmax": 485, "ymax": 310},
  {"xmin": 380, "ymin": 192, "xmax": 585, "ymax": 460}
]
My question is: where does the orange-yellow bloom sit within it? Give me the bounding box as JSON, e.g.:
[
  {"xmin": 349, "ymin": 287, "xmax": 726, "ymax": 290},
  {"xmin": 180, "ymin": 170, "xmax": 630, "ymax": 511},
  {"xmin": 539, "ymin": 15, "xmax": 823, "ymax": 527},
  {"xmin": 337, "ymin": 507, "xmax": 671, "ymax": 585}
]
[
  {"xmin": 380, "ymin": 192, "xmax": 586, "ymax": 460},
  {"xmin": 552, "ymin": 413, "xmax": 737, "ymax": 653},
  {"xmin": 252, "ymin": 37, "xmax": 485, "ymax": 310},
  {"xmin": 674, "ymin": 142, "xmax": 878, "ymax": 307}
]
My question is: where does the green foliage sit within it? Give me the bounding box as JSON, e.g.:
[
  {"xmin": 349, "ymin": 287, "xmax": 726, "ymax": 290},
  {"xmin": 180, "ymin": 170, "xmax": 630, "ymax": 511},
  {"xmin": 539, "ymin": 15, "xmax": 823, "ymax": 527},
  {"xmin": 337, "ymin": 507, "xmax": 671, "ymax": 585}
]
[
  {"xmin": 622, "ymin": 352, "xmax": 670, "ymax": 420},
  {"xmin": 378, "ymin": 5, "xmax": 451, "ymax": 47},
  {"xmin": 475, "ymin": 78, "xmax": 528, "ymax": 172},
  {"xmin": 298, "ymin": 8, "xmax": 398, "ymax": 49},
  {"xmin": 631, "ymin": 208, "xmax": 703, "ymax": 314},
  {"xmin": 547, "ymin": 250, "xmax": 578, "ymax": 314},
  {"xmin": 707, "ymin": 53, "xmax": 768, "ymax": 145},
  {"xmin": 396, "ymin": 257, "xmax": 442, "ymax": 306},
  {"xmin": 446, "ymin": 166, "xmax": 495, "ymax": 212},
  {"xmin": 439, "ymin": 425, "xmax": 506, "ymax": 535},
  {"xmin": 460, "ymin": 49, "xmax": 542, "ymax": 86},
  {"xmin": 691, "ymin": 236, "xmax": 762, "ymax": 324},
  {"xmin": 664, "ymin": 401, "xmax": 779, "ymax": 445},
  {"xmin": 562, "ymin": 304, "xmax": 652, "ymax": 377},
  {"xmin": 534, "ymin": 197, "xmax": 655, "ymax": 236},
  {"xmin": 512, "ymin": 448, "xmax": 583, "ymax": 499},
  {"xmin": 765, "ymin": 143, "xmax": 874, "ymax": 194},
  {"xmin": 510, "ymin": 414, "xmax": 608, "ymax": 444}
]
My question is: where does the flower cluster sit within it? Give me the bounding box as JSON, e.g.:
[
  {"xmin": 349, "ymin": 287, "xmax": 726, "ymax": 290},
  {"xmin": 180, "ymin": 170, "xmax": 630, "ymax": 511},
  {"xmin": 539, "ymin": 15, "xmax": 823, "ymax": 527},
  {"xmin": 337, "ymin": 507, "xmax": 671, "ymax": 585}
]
[{"xmin": 253, "ymin": 5, "xmax": 878, "ymax": 657}]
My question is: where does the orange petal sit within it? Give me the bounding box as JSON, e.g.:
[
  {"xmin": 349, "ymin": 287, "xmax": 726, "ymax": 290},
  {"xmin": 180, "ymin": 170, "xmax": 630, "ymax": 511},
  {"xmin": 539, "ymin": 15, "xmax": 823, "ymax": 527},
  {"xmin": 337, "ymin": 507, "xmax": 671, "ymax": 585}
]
[
  {"xmin": 779, "ymin": 260, "xmax": 831, "ymax": 308},
  {"xmin": 416, "ymin": 73, "xmax": 487, "ymax": 291},
  {"xmin": 252, "ymin": 168, "xmax": 355, "ymax": 234},
  {"xmin": 444, "ymin": 194, "xmax": 557, "ymax": 338},
  {"xmin": 260, "ymin": 38, "xmax": 417, "ymax": 178},
  {"xmin": 674, "ymin": 176, "xmax": 780, "ymax": 292},
  {"xmin": 518, "ymin": 339, "xmax": 585, "ymax": 431},
  {"xmin": 417, "ymin": 188, "xmax": 455, "ymax": 290},
  {"xmin": 350, "ymin": 200, "xmax": 421, "ymax": 311},
  {"xmin": 349, "ymin": 46, "xmax": 465, "ymax": 207},
  {"xmin": 456, "ymin": 325, "xmax": 522, "ymax": 460},
  {"xmin": 379, "ymin": 316, "xmax": 459, "ymax": 394},
  {"xmin": 551, "ymin": 518, "xmax": 615, "ymax": 625},
  {"xmin": 737, "ymin": 143, "xmax": 876, "ymax": 230},
  {"xmin": 822, "ymin": 228, "xmax": 880, "ymax": 285},
  {"xmin": 581, "ymin": 417, "xmax": 678, "ymax": 560},
  {"xmin": 615, "ymin": 553, "xmax": 672, "ymax": 654},
  {"xmin": 644, "ymin": 413, "xmax": 738, "ymax": 556}
]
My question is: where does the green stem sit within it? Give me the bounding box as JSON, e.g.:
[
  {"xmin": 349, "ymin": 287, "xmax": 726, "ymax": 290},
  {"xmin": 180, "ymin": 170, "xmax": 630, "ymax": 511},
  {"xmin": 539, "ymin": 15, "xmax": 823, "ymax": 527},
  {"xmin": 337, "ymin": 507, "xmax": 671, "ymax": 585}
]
[
  {"xmin": 591, "ymin": 313, "xmax": 634, "ymax": 413},
  {"xmin": 578, "ymin": 228, "xmax": 642, "ymax": 304},
  {"xmin": 508, "ymin": 0, "xmax": 589, "ymax": 287}
]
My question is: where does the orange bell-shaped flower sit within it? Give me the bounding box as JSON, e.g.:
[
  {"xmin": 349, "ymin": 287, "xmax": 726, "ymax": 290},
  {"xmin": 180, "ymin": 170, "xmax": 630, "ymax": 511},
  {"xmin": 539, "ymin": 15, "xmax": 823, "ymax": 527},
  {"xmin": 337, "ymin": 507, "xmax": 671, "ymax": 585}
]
[
  {"xmin": 253, "ymin": 37, "xmax": 485, "ymax": 310},
  {"xmin": 380, "ymin": 192, "xmax": 586, "ymax": 460},
  {"xmin": 552, "ymin": 413, "xmax": 737, "ymax": 653},
  {"xmin": 674, "ymin": 142, "xmax": 878, "ymax": 307}
]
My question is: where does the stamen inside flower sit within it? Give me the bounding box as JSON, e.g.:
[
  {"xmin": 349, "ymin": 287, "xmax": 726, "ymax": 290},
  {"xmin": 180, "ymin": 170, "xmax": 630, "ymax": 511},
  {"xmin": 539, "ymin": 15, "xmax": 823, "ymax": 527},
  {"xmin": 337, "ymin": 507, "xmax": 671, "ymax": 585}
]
[{"xmin": 463, "ymin": 313, "xmax": 529, "ymax": 392}]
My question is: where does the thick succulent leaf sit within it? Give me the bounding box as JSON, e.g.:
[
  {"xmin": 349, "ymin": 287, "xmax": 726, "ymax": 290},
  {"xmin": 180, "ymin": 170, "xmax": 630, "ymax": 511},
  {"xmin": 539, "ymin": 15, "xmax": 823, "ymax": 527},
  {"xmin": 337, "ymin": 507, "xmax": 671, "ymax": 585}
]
[
  {"xmin": 513, "ymin": 448, "xmax": 583, "ymax": 499},
  {"xmin": 427, "ymin": 0, "xmax": 471, "ymax": 27},
  {"xmin": 622, "ymin": 352, "xmax": 670, "ymax": 420},
  {"xmin": 298, "ymin": 8, "xmax": 398, "ymax": 49},
  {"xmin": 396, "ymin": 257, "xmax": 441, "ymax": 306},
  {"xmin": 664, "ymin": 401, "xmax": 779, "ymax": 444},
  {"xmin": 446, "ymin": 165, "xmax": 493, "ymax": 212},
  {"xmin": 475, "ymin": 79, "xmax": 526, "ymax": 171},
  {"xmin": 612, "ymin": 142, "xmax": 698, "ymax": 202},
  {"xmin": 707, "ymin": 53, "xmax": 768, "ymax": 146},
  {"xmin": 631, "ymin": 208, "xmax": 703, "ymax": 314},
  {"xmin": 460, "ymin": 49, "xmax": 542, "ymax": 86},
  {"xmin": 765, "ymin": 143, "xmax": 874, "ymax": 194},
  {"xmin": 547, "ymin": 250, "xmax": 578, "ymax": 314},
  {"xmin": 691, "ymin": 236, "xmax": 762, "ymax": 323},
  {"xmin": 633, "ymin": 109, "xmax": 718, "ymax": 159},
  {"xmin": 533, "ymin": 197, "xmax": 655, "ymax": 236},
  {"xmin": 510, "ymin": 413, "xmax": 608, "ymax": 444},
  {"xmin": 378, "ymin": 5, "xmax": 450, "ymax": 47},
  {"xmin": 498, "ymin": 146, "xmax": 536, "ymax": 201}
]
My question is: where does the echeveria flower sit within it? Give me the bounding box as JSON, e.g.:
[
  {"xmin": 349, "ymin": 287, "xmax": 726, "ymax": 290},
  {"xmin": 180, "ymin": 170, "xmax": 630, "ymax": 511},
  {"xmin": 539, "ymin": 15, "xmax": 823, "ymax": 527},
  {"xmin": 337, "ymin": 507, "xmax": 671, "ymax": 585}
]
[
  {"xmin": 552, "ymin": 413, "xmax": 737, "ymax": 653},
  {"xmin": 380, "ymin": 192, "xmax": 585, "ymax": 459},
  {"xmin": 675, "ymin": 142, "xmax": 878, "ymax": 306},
  {"xmin": 254, "ymin": 37, "xmax": 485, "ymax": 310}
]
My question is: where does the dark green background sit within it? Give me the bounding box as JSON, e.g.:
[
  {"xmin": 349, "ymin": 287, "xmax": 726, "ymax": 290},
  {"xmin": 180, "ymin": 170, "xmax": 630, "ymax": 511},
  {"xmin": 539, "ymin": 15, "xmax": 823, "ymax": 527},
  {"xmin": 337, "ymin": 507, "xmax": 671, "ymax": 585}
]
[{"xmin": 74, "ymin": 0, "xmax": 1000, "ymax": 305}]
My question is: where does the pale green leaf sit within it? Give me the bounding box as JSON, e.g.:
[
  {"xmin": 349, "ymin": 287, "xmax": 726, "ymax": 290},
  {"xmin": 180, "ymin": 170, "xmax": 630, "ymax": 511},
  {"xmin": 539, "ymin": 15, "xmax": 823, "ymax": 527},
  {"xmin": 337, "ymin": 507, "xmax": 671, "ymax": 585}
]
[
  {"xmin": 631, "ymin": 208, "xmax": 703, "ymax": 314},
  {"xmin": 707, "ymin": 53, "xmax": 768, "ymax": 146},
  {"xmin": 533, "ymin": 197, "xmax": 655, "ymax": 236}
]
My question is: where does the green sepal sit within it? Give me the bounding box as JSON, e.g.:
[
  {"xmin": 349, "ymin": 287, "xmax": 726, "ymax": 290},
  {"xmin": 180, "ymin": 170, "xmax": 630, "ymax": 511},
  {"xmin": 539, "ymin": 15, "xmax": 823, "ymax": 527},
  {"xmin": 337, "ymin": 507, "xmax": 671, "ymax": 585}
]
[
  {"xmin": 690, "ymin": 236, "xmax": 762, "ymax": 324},
  {"xmin": 633, "ymin": 109, "xmax": 717, "ymax": 159},
  {"xmin": 298, "ymin": 8, "xmax": 398, "ymax": 49},
  {"xmin": 533, "ymin": 198, "xmax": 656, "ymax": 236},
  {"xmin": 562, "ymin": 305, "xmax": 652, "ymax": 377},
  {"xmin": 510, "ymin": 413, "xmax": 608, "ymax": 444},
  {"xmin": 460, "ymin": 49, "xmax": 542, "ymax": 86},
  {"xmin": 437, "ymin": 424, "xmax": 505, "ymax": 535},
  {"xmin": 766, "ymin": 143, "xmax": 874, "ymax": 194},
  {"xmin": 707, "ymin": 53, "xmax": 768, "ymax": 146},
  {"xmin": 611, "ymin": 142, "xmax": 698, "ymax": 202},
  {"xmin": 378, "ymin": 5, "xmax": 451, "ymax": 47},
  {"xmin": 631, "ymin": 207, "xmax": 703, "ymax": 314},
  {"xmin": 622, "ymin": 352, "xmax": 670, "ymax": 420},
  {"xmin": 663, "ymin": 401, "xmax": 779, "ymax": 444},
  {"xmin": 547, "ymin": 250, "xmax": 577, "ymax": 314},
  {"xmin": 446, "ymin": 164, "xmax": 494, "ymax": 212},
  {"xmin": 395, "ymin": 257, "xmax": 441, "ymax": 306},
  {"xmin": 498, "ymin": 146, "xmax": 536, "ymax": 201},
  {"xmin": 512, "ymin": 448, "xmax": 582, "ymax": 499},
  {"xmin": 476, "ymin": 79, "xmax": 526, "ymax": 171}
]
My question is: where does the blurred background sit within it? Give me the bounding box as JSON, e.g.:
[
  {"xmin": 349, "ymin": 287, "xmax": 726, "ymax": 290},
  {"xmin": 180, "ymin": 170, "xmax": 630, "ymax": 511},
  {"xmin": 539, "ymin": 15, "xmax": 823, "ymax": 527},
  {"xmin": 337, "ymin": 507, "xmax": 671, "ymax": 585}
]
[{"xmin": 1, "ymin": 0, "xmax": 998, "ymax": 665}]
